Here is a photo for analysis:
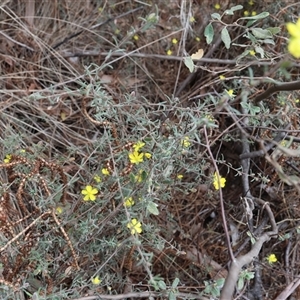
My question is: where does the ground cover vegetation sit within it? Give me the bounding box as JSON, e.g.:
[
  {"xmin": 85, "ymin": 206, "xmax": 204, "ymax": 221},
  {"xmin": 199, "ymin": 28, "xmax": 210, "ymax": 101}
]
[{"xmin": 0, "ymin": 0, "xmax": 300, "ymax": 299}]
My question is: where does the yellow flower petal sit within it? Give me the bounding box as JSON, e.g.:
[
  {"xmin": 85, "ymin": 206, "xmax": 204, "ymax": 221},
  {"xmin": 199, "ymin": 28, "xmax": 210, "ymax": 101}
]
[
  {"xmin": 133, "ymin": 141, "xmax": 145, "ymax": 151},
  {"xmin": 91, "ymin": 276, "xmax": 101, "ymax": 285},
  {"xmin": 127, "ymin": 218, "xmax": 142, "ymax": 234},
  {"xmin": 144, "ymin": 153, "xmax": 152, "ymax": 159},
  {"xmin": 124, "ymin": 197, "xmax": 135, "ymax": 208},
  {"xmin": 287, "ymin": 20, "xmax": 300, "ymax": 38},
  {"xmin": 226, "ymin": 89, "xmax": 235, "ymax": 97},
  {"xmin": 288, "ymin": 38, "xmax": 300, "ymax": 58},
  {"xmin": 213, "ymin": 172, "xmax": 226, "ymax": 190},
  {"xmin": 94, "ymin": 175, "xmax": 101, "ymax": 183},
  {"xmin": 181, "ymin": 136, "xmax": 191, "ymax": 148},
  {"xmin": 4, "ymin": 154, "xmax": 12, "ymax": 163},
  {"xmin": 267, "ymin": 254, "xmax": 277, "ymax": 264},
  {"xmin": 81, "ymin": 185, "xmax": 98, "ymax": 201},
  {"xmin": 129, "ymin": 151, "xmax": 144, "ymax": 164},
  {"xmin": 102, "ymin": 168, "xmax": 110, "ymax": 175}
]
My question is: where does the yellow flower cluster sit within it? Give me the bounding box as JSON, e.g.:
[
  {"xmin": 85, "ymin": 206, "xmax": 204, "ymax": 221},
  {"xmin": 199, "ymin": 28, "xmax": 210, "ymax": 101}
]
[
  {"xmin": 213, "ymin": 172, "xmax": 226, "ymax": 190},
  {"xmin": 127, "ymin": 218, "xmax": 142, "ymax": 234},
  {"xmin": 244, "ymin": 11, "xmax": 256, "ymax": 16},
  {"xmin": 4, "ymin": 154, "xmax": 12, "ymax": 163},
  {"xmin": 128, "ymin": 141, "xmax": 151, "ymax": 165},
  {"xmin": 226, "ymin": 89, "xmax": 235, "ymax": 98},
  {"xmin": 181, "ymin": 136, "xmax": 191, "ymax": 148},
  {"xmin": 249, "ymin": 50, "xmax": 256, "ymax": 56},
  {"xmin": 91, "ymin": 276, "xmax": 101, "ymax": 285},
  {"xmin": 286, "ymin": 19, "xmax": 300, "ymax": 58},
  {"xmin": 166, "ymin": 49, "xmax": 172, "ymax": 56},
  {"xmin": 266, "ymin": 253, "xmax": 277, "ymax": 264},
  {"xmin": 124, "ymin": 197, "xmax": 135, "ymax": 208}
]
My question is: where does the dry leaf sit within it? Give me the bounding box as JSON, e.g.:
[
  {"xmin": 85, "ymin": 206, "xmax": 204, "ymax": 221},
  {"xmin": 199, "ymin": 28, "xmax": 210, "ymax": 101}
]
[{"xmin": 191, "ymin": 49, "xmax": 204, "ymax": 60}]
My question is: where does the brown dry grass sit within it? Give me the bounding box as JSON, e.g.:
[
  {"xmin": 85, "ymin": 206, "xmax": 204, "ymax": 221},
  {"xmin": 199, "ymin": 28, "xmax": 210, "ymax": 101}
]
[{"xmin": 0, "ymin": 0, "xmax": 300, "ymax": 299}]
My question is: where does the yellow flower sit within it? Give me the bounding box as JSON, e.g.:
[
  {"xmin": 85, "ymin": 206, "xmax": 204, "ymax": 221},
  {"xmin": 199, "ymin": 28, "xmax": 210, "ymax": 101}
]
[
  {"xmin": 129, "ymin": 151, "xmax": 144, "ymax": 164},
  {"xmin": 214, "ymin": 3, "xmax": 220, "ymax": 9},
  {"xmin": 195, "ymin": 36, "xmax": 200, "ymax": 42},
  {"xmin": 56, "ymin": 206, "xmax": 63, "ymax": 214},
  {"xmin": 127, "ymin": 218, "xmax": 142, "ymax": 234},
  {"xmin": 115, "ymin": 28, "xmax": 120, "ymax": 35},
  {"xmin": 287, "ymin": 19, "xmax": 300, "ymax": 39},
  {"xmin": 144, "ymin": 153, "xmax": 152, "ymax": 159},
  {"xmin": 280, "ymin": 140, "xmax": 287, "ymax": 147},
  {"xmin": 81, "ymin": 185, "xmax": 98, "ymax": 201},
  {"xmin": 288, "ymin": 37, "xmax": 300, "ymax": 58},
  {"xmin": 213, "ymin": 172, "xmax": 226, "ymax": 190},
  {"xmin": 266, "ymin": 254, "xmax": 277, "ymax": 264},
  {"xmin": 166, "ymin": 49, "xmax": 172, "ymax": 55},
  {"xmin": 91, "ymin": 276, "xmax": 101, "ymax": 285},
  {"xmin": 124, "ymin": 197, "xmax": 135, "ymax": 208},
  {"xmin": 251, "ymin": 11, "xmax": 256, "ymax": 16},
  {"xmin": 4, "ymin": 154, "xmax": 12, "ymax": 163},
  {"xmin": 249, "ymin": 50, "xmax": 256, "ymax": 56},
  {"xmin": 205, "ymin": 114, "xmax": 215, "ymax": 122},
  {"xmin": 189, "ymin": 16, "xmax": 196, "ymax": 23},
  {"xmin": 226, "ymin": 89, "xmax": 235, "ymax": 98},
  {"xmin": 133, "ymin": 141, "xmax": 145, "ymax": 152},
  {"xmin": 133, "ymin": 34, "xmax": 139, "ymax": 41},
  {"xmin": 244, "ymin": 10, "xmax": 249, "ymax": 16},
  {"xmin": 295, "ymin": 98, "xmax": 300, "ymax": 103},
  {"xmin": 102, "ymin": 168, "xmax": 110, "ymax": 175},
  {"xmin": 172, "ymin": 38, "xmax": 178, "ymax": 44},
  {"xmin": 219, "ymin": 75, "xmax": 226, "ymax": 80},
  {"xmin": 94, "ymin": 175, "xmax": 101, "ymax": 183},
  {"xmin": 248, "ymin": 0, "xmax": 254, "ymax": 5},
  {"xmin": 181, "ymin": 136, "xmax": 191, "ymax": 148},
  {"xmin": 177, "ymin": 174, "xmax": 183, "ymax": 180}
]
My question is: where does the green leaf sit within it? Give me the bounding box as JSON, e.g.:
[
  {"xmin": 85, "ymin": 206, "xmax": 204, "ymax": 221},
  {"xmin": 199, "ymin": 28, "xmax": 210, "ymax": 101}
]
[
  {"xmin": 244, "ymin": 12, "xmax": 270, "ymax": 27},
  {"xmin": 224, "ymin": 9, "xmax": 234, "ymax": 15},
  {"xmin": 211, "ymin": 13, "xmax": 221, "ymax": 20},
  {"xmin": 221, "ymin": 27, "xmax": 231, "ymax": 49},
  {"xmin": 168, "ymin": 291, "xmax": 176, "ymax": 300},
  {"xmin": 158, "ymin": 280, "xmax": 166, "ymax": 290},
  {"xmin": 171, "ymin": 277, "xmax": 180, "ymax": 289},
  {"xmin": 211, "ymin": 286, "xmax": 221, "ymax": 297},
  {"xmin": 251, "ymin": 28, "xmax": 272, "ymax": 39},
  {"xmin": 230, "ymin": 5, "xmax": 243, "ymax": 11},
  {"xmin": 245, "ymin": 272, "xmax": 255, "ymax": 280},
  {"xmin": 241, "ymin": 11, "xmax": 269, "ymax": 20},
  {"xmin": 147, "ymin": 201, "xmax": 159, "ymax": 215},
  {"xmin": 267, "ymin": 27, "xmax": 281, "ymax": 35},
  {"xmin": 224, "ymin": 5, "xmax": 243, "ymax": 15},
  {"xmin": 216, "ymin": 278, "xmax": 225, "ymax": 287},
  {"xmin": 237, "ymin": 277, "xmax": 244, "ymax": 290},
  {"xmin": 263, "ymin": 39, "xmax": 275, "ymax": 45},
  {"xmin": 255, "ymin": 46, "xmax": 264, "ymax": 58},
  {"xmin": 183, "ymin": 56, "xmax": 195, "ymax": 73},
  {"xmin": 204, "ymin": 23, "xmax": 214, "ymax": 44}
]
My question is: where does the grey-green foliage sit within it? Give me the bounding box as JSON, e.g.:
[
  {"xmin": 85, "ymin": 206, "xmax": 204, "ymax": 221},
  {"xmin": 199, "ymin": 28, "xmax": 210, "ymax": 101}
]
[{"xmin": 204, "ymin": 4, "xmax": 278, "ymax": 59}]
